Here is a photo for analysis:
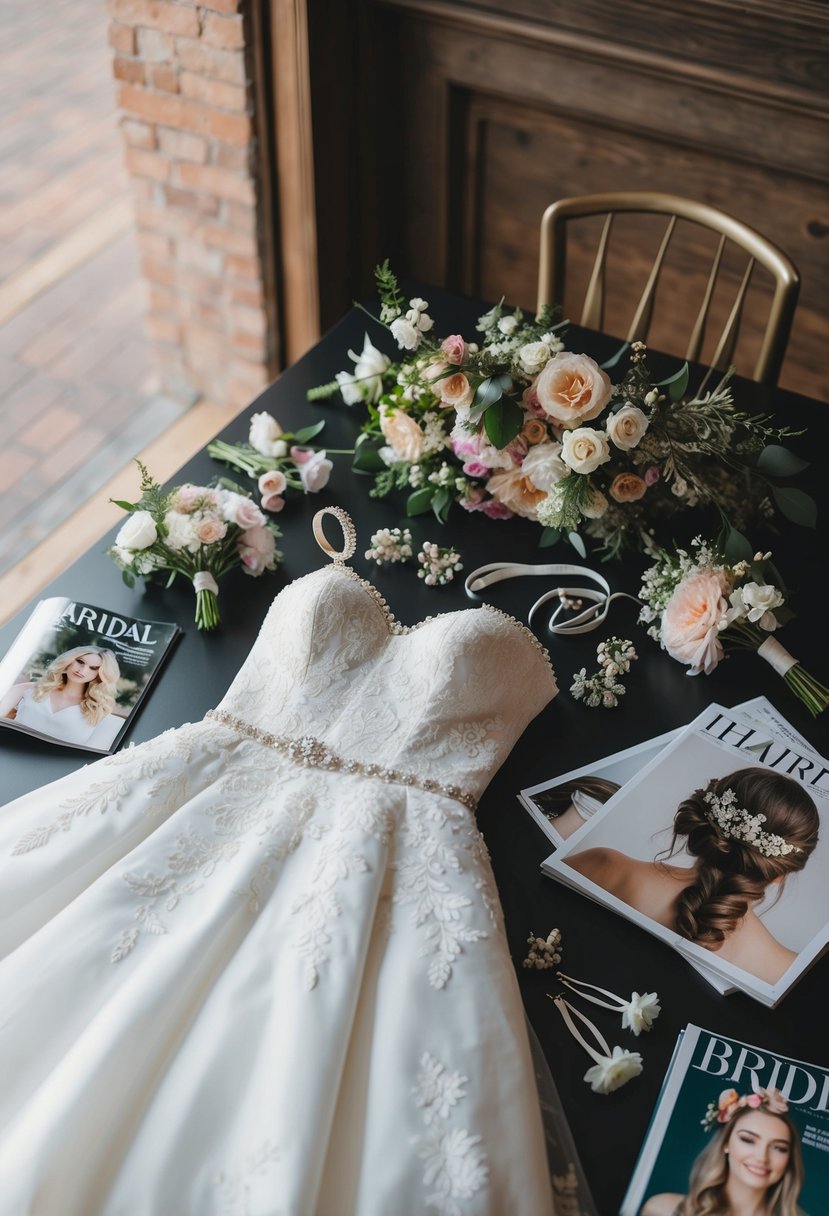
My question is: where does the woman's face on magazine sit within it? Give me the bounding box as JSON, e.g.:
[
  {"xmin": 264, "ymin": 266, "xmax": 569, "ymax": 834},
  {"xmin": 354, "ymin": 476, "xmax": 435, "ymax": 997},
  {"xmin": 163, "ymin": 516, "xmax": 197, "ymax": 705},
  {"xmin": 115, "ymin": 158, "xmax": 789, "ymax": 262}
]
[
  {"xmin": 727, "ymin": 1109, "xmax": 791, "ymax": 1189},
  {"xmin": 65, "ymin": 653, "xmax": 102, "ymax": 685}
]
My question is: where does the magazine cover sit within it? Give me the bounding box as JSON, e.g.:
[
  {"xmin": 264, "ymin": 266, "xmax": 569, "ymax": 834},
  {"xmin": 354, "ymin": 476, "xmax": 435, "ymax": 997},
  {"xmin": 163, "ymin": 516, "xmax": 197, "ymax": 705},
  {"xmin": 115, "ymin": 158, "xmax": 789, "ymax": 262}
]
[
  {"xmin": 621, "ymin": 1024, "xmax": 829, "ymax": 1215},
  {"xmin": 544, "ymin": 703, "xmax": 829, "ymax": 1006},
  {"xmin": 0, "ymin": 597, "xmax": 181, "ymax": 754}
]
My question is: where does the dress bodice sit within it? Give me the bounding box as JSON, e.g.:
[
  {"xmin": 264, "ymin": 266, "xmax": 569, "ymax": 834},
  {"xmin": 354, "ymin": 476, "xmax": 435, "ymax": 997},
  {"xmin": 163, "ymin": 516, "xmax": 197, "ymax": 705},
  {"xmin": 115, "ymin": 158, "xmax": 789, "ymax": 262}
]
[{"xmin": 218, "ymin": 563, "xmax": 557, "ymax": 800}]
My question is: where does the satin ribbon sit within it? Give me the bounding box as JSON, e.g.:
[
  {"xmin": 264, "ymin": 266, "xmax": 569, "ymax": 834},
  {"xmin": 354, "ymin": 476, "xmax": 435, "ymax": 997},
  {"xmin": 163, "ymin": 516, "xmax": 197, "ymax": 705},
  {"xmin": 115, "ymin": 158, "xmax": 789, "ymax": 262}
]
[
  {"xmin": 193, "ymin": 571, "xmax": 220, "ymax": 595},
  {"xmin": 464, "ymin": 561, "xmax": 640, "ymax": 636},
  {"xmin": 757, "ymin": 636, "xmax": 798, "ymax": 676}
]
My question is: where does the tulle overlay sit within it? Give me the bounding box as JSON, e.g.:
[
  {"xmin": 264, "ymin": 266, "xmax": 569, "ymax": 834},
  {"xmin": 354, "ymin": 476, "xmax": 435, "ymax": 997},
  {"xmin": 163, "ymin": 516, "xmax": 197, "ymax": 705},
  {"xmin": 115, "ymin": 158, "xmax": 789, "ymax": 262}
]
[{"xmin": 0, "ymin": 565, "xmax": 568, "ymax": 1215}]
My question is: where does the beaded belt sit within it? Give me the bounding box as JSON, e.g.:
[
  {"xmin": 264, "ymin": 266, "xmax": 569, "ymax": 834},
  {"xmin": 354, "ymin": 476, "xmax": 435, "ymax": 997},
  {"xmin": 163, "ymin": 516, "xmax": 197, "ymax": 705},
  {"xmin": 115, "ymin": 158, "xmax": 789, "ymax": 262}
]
[{"xmin": 205, "ymin": 708, "xmax": 477, "ymax": 812}]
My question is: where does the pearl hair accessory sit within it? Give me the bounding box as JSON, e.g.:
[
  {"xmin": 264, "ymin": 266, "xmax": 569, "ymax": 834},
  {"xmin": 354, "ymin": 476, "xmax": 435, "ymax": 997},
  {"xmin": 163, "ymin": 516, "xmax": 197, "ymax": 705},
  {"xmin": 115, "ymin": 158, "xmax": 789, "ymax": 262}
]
[
  {"xmin": 522, "ymin": 928, "xmax": 563, "ymax": 971},
  {"xmin": 702, "ymin": 788, "xmax": 802, "ymax": 857}
]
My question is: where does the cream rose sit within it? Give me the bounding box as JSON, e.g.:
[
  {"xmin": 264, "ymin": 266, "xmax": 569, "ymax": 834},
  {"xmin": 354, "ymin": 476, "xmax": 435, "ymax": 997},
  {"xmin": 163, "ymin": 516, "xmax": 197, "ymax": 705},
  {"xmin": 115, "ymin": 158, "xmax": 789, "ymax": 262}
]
[
  {"xmin": 437, "ymin": 371, "xmax": 475, "ymax": 412},
  {"xmin": 535, "ymin": 352, "xmax": 612, "ymax": 428},
  {"xmin": 194, "ymin": 514, "xmax": 228, "ymax": 545},
  {"xmin": 661, "ymin": 571, "xmax": 729, "ymax": 674},
  {"xmin": 115, "ymin": 509, "xmax": 157, "ymax": 551},
  {"xmin": 607, "ymin": 404, "xmax": 649, "ymax": 450},
  {"xmin": 379, "ymin": 406, "xmax": 425, "ymax": 462},
  {"xmin": 609, "ymin": 472, "xmax": 647, "ymax": 502},
  {"xmin": 249, "ymin": 412, "xmax": 285, "ymax": 458},
  {"xmin": 486, "ymin": 467, "xmax": 547, "ymax": 519},
  {"xmin": 521, "ymin": 442, "xmax": 569, "ymax": 493},
  {"xmin": 560, "ymin": 427, "xmax": 611, "ymax": 475}
]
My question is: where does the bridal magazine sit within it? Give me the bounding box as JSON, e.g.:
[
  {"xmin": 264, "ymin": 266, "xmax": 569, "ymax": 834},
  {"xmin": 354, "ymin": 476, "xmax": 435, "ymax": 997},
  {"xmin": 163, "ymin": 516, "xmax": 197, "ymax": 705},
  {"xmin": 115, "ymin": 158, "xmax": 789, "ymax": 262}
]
[
  {"xmin": 621, "ymin": 1024, "xmax": 829, "ymax": 1216},
  {"xmin": 539, "ymin": 701, "xmax": 829, "ymax": 1007},
  {"xmin": 0, "ymin": 597, "xmax": 180, "ymax": 754}
]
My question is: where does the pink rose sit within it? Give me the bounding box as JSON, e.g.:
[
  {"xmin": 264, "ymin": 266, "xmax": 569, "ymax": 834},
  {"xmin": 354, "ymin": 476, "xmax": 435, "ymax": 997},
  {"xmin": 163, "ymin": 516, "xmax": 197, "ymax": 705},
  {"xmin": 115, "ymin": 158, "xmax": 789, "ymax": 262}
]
[
  {"xmin": 479, "ymin": 498, "xmax": 515, "ymax": 519},
  {"xmin": 463, "ymin": 460, "xmax": 490, "ymax": 478},
  {"xmin": 194, "ymin": 514, "xmax": 228, "ymax": 545},
  {"xmin": 661, "ymin": 571, "xmax": 729, "ymax": 675},
  {"xmin": 290, "ymin": 445, "xmax": 314, "ymax": 464},
  {"xmin": 441, "ymin": 334, "xmax": 468, "ymax": 364},
  {"xmin": 258, "ymin": 470, "xmax": 287, "ymax": 497},
  {"xmin": 644, "ymin": 465, "xmax": 660, "ymax": 486},
  {"xmin": 261, "ymin": 493, "xmax": 285, "ymax": 513},
  {"xmin": 238, "ymin": 524, "xmax": 277, "ymax": 575},
  {"xmin": 171, "ymin": 483, "xmax": 201, "ymax": 513},
  {"xmin": 535, "ymin": 352, "xmax": 612, "ymax": 429},
  {"xmin": 221, "ymin": 491, "xmax": 266, "ymax": 530},
  {"xmin": 299, "ymin": 450, "xmax": 333, "ymax": 493}
]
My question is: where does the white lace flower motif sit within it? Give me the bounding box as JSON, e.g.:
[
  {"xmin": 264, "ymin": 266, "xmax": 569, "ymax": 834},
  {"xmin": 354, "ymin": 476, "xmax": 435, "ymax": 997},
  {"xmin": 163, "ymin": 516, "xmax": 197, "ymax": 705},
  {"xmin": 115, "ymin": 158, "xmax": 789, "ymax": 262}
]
[
  {"xmin": 584, "ymin": 1046, "xmax": 643, "ymax": 1094},
  {"xmin": 413, "ymin": 1053, "xmax": 468, "ymax": 1124},
  {"xmin": 419, "ymin": 1125, "xmax": 489, "ymax": 1215}
]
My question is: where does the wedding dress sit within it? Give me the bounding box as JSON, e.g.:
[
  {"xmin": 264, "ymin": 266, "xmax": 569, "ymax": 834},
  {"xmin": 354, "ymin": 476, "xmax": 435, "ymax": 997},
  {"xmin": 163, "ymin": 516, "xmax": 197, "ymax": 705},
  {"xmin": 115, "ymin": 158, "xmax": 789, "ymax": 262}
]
[{"xmin": 0, "ymin": 508, "xmax": 582, "ymax": 1216}]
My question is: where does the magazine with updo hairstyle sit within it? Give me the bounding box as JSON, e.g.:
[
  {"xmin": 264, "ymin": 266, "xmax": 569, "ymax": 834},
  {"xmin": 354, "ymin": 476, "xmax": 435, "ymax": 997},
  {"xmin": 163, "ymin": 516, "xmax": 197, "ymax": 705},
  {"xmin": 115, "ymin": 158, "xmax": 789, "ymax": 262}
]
[{"xmin": 668, "ymin": 768, "xmax": 819, "ymax": 946}]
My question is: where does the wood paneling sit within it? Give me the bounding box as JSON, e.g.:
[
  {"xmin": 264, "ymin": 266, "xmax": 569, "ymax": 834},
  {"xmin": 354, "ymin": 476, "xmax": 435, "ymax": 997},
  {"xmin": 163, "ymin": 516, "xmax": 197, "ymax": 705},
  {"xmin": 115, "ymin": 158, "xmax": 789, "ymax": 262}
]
[{"xmin": 309, "ymin": 0, "xmax": 829, "ymax": 399}]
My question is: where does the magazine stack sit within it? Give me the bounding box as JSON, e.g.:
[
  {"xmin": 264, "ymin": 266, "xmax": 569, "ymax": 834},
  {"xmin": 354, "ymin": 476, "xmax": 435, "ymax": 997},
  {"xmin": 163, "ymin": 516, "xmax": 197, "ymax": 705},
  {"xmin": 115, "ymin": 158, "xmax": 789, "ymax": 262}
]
[{"xmin": 521, "ymin": 699, "xmax": 829, "ymax": 1007}]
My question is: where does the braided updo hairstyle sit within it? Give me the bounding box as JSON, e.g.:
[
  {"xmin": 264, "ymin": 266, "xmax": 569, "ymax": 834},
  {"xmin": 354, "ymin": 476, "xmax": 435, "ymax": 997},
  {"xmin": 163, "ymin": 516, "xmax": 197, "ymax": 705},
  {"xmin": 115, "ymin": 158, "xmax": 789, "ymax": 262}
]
[{"xmin": 669, "ymin": 768, "xmax": 819, "ymax": 945}]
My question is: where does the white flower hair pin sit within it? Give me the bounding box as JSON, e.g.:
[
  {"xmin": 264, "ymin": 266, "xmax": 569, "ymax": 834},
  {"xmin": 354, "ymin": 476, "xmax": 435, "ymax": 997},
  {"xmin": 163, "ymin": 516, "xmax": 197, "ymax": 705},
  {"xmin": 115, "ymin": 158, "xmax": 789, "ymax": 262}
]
[
  {"xmin": 548, "ymin": 993, "xmax": 643, "ymax": 1094},
  {"xmin": 365, "ymin": 526, "xmax": 414, "ymax": 566},
  {"xmin": 570, "ymin": 636, "xmax": 638, "ymax": 708},
  {"xmin": 556, "ymin": 973, "xmax": 661, "ymax": 1036}
]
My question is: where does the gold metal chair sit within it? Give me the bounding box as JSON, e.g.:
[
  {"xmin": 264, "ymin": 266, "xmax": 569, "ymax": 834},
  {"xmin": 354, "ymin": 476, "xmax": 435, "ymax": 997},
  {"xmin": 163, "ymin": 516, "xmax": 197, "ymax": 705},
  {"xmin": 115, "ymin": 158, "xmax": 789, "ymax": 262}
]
[{"xmin": 537, "ymin": 192, "xmax": 800, "ymax": 386}]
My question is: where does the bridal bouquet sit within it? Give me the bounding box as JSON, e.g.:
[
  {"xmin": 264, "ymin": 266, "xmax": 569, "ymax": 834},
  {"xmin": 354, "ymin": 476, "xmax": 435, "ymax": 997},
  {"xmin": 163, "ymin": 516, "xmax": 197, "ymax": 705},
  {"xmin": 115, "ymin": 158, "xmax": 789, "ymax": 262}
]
[
  {"xmin": 310, "ymin": 263, "xmax": 813, "ymax": 558},
  {"xmin": 207, "ymin": 410, "xmax": 335, "ymax": 512},
  {"xmin": 109, "ymin": 463, "xmax": 282, "ymax": 631},
  {"xmin": 638, "ymin": 534, "xmax": 829, "ymax": 716}
]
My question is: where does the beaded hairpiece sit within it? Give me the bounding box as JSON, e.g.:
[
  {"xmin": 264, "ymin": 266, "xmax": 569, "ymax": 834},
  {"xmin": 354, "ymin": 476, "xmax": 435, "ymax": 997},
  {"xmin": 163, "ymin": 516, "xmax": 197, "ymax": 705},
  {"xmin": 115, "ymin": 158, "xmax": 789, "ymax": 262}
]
[
  {"xmin": 701, "ymin": 1087, "xmax": 789, "ymax": 1132},
  {"xmin": 702, "ymin": 788, "xmax": 801, "ymax": 858}
]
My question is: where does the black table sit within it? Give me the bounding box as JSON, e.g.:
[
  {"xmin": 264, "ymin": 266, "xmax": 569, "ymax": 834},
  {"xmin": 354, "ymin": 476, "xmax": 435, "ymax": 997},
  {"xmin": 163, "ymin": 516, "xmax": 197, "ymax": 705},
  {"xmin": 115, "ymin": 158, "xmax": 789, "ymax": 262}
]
[{"xmin": 3, "ymin": 288, "xmax": 827, "ymax": 1214}]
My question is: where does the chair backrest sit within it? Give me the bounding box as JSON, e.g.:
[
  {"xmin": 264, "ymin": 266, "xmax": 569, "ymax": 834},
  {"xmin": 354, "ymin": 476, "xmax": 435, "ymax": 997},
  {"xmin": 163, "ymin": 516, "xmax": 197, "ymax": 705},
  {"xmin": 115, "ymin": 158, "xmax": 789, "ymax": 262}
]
[{"xmin": 537, "ymin": 192, "xmax": 800, "ymax": 386}]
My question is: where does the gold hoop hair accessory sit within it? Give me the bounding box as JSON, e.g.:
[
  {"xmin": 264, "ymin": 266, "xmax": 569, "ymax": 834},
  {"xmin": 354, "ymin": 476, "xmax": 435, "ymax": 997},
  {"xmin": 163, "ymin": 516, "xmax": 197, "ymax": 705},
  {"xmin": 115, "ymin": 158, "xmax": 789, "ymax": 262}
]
[{"xmin": 312, "ymin": 507, "xmax": 357, "ymax": 564}]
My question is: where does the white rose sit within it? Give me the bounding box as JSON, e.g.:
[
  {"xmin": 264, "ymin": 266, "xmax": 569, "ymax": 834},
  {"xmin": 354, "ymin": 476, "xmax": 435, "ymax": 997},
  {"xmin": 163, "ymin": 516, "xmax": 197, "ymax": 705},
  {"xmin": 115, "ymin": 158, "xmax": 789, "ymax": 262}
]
[
  {"xmin": 163, "ymin": 510, "xmax": 199, "ymax": 553},
  {"xmin": 338, "ymin": 333, "xmax": 391, "ymax": 403},
  {"xmin": 249, "ymin": 412, "xmax": 285, "ymax": 457},
  {"xmin": 518, "ymin": 341, "xmax": 551, "ymax": 375},
  {"xmin": 299, "ymin": 450, "xmax": 333, "ymax": 493},
  {"xmin": 390, "ymin": 316, "xmax": 420, "ymax": 350},
  {"xmin": 521, "ymin": 442, "xmax": 569, "ymax": 492},
  {"xmin": 560, "ymin": 427, "xmax": 611, "ymax": 474},
  {"xmin": 606, "ymin": 404, "xmax": 650, "ymax": 450},
  {"xmin": 115, "ymin": 509, "xmax": 157, "ymax": 551},
  {"xmin": 736, "ymin": 581, "xmax": 784, "ymax": 628},
  {"xmin": 498, "ymin": 315, "xmax": 518, "ymax": 335}
]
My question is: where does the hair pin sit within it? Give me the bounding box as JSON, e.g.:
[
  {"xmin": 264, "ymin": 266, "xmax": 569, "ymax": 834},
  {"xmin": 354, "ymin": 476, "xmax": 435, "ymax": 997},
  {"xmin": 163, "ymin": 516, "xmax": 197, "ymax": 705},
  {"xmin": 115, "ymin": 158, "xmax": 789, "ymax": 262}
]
[
  {"xmin": 556, "ymin": 972, "xmax": 660, "ymax": 1036},
  {"xmin": 548, "ymin": 993, "xmax": 643, "ymax": 1094}
]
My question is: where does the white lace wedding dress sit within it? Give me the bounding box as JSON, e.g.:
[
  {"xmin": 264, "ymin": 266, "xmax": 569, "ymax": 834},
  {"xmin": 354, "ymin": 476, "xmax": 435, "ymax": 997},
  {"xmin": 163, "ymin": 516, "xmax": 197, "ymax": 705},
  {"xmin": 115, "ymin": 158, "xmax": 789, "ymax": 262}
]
[{"xmin": 0, "ymin": 510, "xmax": 578, "ymax": 1216}]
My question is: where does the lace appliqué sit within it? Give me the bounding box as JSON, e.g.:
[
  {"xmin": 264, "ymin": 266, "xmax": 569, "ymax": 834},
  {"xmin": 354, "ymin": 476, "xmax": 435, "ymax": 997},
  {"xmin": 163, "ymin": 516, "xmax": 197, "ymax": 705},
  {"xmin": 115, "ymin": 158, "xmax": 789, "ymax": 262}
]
[
  {"xmin": 413, "ymin": 1052, "xmax": 489, "ymax": 1216},
  {"xmin": 213, "ymin": 1140, "xmax": 280, "ymax": 1216},
  {"xmin": 13, "ymin": 775, "xmax": 132, "ymax": 854}
]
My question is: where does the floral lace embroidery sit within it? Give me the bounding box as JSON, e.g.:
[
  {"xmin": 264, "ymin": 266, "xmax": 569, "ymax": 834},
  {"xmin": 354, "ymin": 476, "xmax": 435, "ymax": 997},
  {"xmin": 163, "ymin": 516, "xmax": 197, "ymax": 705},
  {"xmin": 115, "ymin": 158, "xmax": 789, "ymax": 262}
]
[
  {"xmin": 413, "ymin": 1052, "xmax": 489, "ymax": 1216},
  {"xmin": 13, "ymin": 775, "xmax": 132, "ymax": 854},
  {"xmin": 213, "ymin": 1140, "xmax": 280, "ymax": 1216}
]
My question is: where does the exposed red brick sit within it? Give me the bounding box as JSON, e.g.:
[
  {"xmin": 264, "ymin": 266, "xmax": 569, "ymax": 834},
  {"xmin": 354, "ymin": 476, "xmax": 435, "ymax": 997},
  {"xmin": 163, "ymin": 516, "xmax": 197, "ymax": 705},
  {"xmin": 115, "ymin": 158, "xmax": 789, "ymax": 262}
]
[
  {"xmin": 177, "ymin": 161, "xmax": 255, "ymax": 204},
  {"xmin": 140, "ymin": 257, "xmax": 176, "ymax": 287},
  {"xmin": 135, "ymin": 27, "xmax": 174, "ymax": 62},
  {"xmin": 174, "ymin": 38, "xmax": 246, "ymax": 85},
  {"xmin": 146, "ymin": 314, "xmax": 182, "ymax": 344},
  {"xmin": 106, "ymin": 0, "xmax": 200, "ymax": 38},
  {"xmin": 149, "ymin": 64, "xmax": 179, "ymax": 93},
  {"xmin": 230, "ymin": 303, "xmax": 267, "ymax": 337},
  {"xmin": 156, "ymin": 128, "xmax": 209, "ymax": 164},
  {"xmin": 230, "ymin": 283, "xmax": 265, "ymax": 308},
  {"xmin": 231, "ymin": 330, "xmax": 267, "ymax": 357},
  {"xmin": 225, "ymin": 254, "xmax": 259, "ymax": 280},
  {"xmin": 200, "ymin": 12, "xmax": 244, "ymax": 49},
  {"xmin": 109, "ymin": 22, "xmax": 136, "ymax": 53},
  {"xmin": 175, "ymin": 238, "xmax": 223, "ymax": 276},
  {"xmin": 136, "ymin": 229, "xmax": 173, "ymax": 261},
  {"xmin": 225, "ymin": 201, "xmax": 257, "ymax": 232},
  {"xmin": 178, "ymin": 267, "xmax": 224, "ymax": 298},
  {"xmin": 162, "ymin": 184, "xmax": 221, "ymax": 215},
  {"xmin": 117, "ymin": 83, "xmax": 251, "ymax": 143},
  {"xmin": 135, "ymin": 201, "xmax": 201, "ymax": 237},
  {"xmin": 214, "ymin": 140, "xmax": 249, "ymax": 172},
  {"xmin": 125, "ymin": 145, "xmax": 171, "ymax": 182},
  {"xmin": 120, "ymin": 118, "xmax": 157, "ymax": 149},
  {"xmin": 199, "ymin": 0, "xmax": 242, "ymax": 13},
  {"xmin": 190, "ymin": 300, "xmax": 226, "ymax": 330},
  {"xmin": 202, "ymin": 223, "xmax": 257, "ymax": 257},
  {"xmin": 113, "ymin": 56, "xmax": 146, "ymax": 85},
  {"xmin": 179, "ymin": 71, "xmax": 246, "ymax": 112},
  {"xmin": 148, "ymin": 284, "xmax": 179, "ymax": 313}
]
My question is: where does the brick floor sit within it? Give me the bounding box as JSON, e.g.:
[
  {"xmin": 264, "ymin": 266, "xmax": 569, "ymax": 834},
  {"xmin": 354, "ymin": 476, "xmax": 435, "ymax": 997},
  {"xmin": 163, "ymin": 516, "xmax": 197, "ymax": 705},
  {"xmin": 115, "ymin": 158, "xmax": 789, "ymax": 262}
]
[{"xmin": 0, "ymin": 0, "xmax": 191, "ymax": 579}]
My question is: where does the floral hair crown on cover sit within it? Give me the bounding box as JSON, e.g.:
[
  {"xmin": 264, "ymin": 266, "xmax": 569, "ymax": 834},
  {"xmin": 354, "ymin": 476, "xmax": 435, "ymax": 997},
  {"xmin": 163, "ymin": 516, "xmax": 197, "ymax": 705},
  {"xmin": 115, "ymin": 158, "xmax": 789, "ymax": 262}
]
[
  {"xmin": 702, "ymin": 1087, "xmax": 789, "ymax": 1132},
  {"xmin": 702, "ymin": 789, "xmax": 802, "ymax": 858}
]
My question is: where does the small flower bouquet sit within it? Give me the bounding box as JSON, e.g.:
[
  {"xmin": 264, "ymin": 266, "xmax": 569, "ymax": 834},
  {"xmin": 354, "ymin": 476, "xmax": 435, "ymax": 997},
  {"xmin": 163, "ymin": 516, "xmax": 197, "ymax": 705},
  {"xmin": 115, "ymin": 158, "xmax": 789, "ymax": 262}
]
[
  {"xmin": 639, "ymin": 534, "xmax": 829, "ymax": 716},
  {"xmin": 309, "ymin": 262, "xmax": 814, "ymax": 559},
  {"xmin": 109, "ymin": 462, "xmax": 282, "ymax": 631},
  {"xmin": 207, "ymin": 410, "xmax": 335, "ymax": 512}
]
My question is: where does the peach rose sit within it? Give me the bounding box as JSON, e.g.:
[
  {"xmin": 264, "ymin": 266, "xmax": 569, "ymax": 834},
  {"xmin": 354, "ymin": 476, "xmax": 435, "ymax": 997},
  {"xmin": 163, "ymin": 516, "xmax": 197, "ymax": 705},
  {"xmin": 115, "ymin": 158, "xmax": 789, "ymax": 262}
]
[
  {"xmin": 535, "ymin": 352, "xmax": 612, "ymax": 428},
  {"xmin": 522, "ymin": 418, "xmax": 548, "ymax": 445},
  {"xmin": 486, "ymin": 467, "xmax": 547, "ymax": 519},
  {"xmin": 437, "ymin": 371, "xmax": 475, "ymax": 412},
  {"xmin": 661, "ymin": 571, "xmax": 728, "ymax": 674},
  {"xmin": 194, "ymin": 514, "xmax": 228, "ymax": 545},
  {"xmin": 379, "ymin": 406, "xmax": 425, "ymax": 462},
  {"xmin": 609, "ymin": 473, "xmax": 647, "ymax": 502}
]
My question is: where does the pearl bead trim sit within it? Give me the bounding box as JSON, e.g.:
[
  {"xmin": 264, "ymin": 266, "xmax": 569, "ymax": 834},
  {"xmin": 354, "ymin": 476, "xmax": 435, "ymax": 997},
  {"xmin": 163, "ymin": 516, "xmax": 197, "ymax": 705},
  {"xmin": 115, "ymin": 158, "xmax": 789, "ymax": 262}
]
[{"xmin": 206, "ymin": 707, "xmax": 478, "ymax": 812}]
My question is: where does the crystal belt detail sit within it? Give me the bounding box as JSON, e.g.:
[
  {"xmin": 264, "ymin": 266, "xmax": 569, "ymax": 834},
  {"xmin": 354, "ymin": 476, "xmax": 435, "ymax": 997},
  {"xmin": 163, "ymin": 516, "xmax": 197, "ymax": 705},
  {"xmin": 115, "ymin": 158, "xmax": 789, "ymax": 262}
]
[{"xmin": 205, "ymin": 708, "xmax": 478, "ymax": 812}]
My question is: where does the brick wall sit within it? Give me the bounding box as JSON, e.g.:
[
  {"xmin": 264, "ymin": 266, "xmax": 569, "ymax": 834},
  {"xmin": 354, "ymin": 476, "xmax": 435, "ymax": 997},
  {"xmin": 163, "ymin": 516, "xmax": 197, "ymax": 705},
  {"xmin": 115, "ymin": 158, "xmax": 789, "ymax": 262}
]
[{"xmin": 107, "ymin": 0, "xmax": 272, "ymax": 409}]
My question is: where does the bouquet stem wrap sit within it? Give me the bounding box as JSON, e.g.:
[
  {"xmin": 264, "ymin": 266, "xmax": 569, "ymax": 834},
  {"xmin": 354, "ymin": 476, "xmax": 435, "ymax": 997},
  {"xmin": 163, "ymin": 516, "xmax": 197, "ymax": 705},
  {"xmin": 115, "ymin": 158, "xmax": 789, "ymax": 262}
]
[{"xmin": 193, "ymin": 571, "xmax": 221, "ymax": 632}]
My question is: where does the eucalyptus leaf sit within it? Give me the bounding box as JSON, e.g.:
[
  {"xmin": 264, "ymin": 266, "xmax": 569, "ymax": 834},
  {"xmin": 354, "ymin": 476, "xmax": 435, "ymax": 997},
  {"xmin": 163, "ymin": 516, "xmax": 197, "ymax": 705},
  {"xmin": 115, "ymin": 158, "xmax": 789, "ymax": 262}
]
[
  {"xmin": 567, "ymin": 530, "xmax": 587, "ymax": 559},
  {"xmin": 406, "ymin": 486, "xmax": 436, "ymax": 517},
  {"xmin": 483, "ymin": 397, "xmax": 523, "ymax": 449},
  {"xmin": 470, "ymin": 377, "xmax": 504, "ymax": 418},
  {"xmin": 657, "ymin": 362, "xmax": 690, "ymax": 402},
  {"xmin": 538, "ymin": 527, "xmax": 560, "ymax": 549},
  {"xmin": 757, "ymin": 444, "xmax": 810, "ymax": 478},
  {"xmin": 771, "ymin": 485, "xmax": 818, "ymax": 528},
  {"xmin": 600, "ymin": 341, "xmax": 630, "ymax": 371},
  {"xmin": 432, "ymin": 486, "xmax": 451, "ymax": 523}
]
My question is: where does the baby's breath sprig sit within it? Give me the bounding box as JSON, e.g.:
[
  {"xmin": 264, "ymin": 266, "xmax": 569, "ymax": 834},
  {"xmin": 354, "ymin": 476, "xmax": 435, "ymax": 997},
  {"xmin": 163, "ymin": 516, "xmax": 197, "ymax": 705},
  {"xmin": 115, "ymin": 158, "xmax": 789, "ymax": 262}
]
[
  {"xmin": 571, "ymin": 637, "xmax": 638, "ymax": 708},
  {"xmin": 365, "ymin": 526, "xmax": 413, "ymax": 565},
  {"xmin": 417, "ymin": 541, "xmax": 463, "ymax": 587}
]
